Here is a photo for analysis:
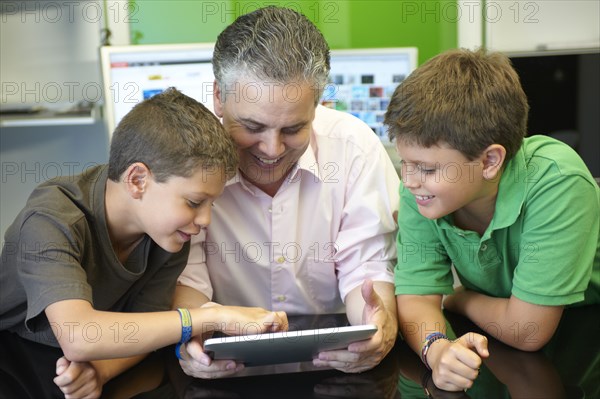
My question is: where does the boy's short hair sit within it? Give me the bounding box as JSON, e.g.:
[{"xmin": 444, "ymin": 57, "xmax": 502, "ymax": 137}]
[
  {"xmin": 384, "ymin": 48, "xmax": 529, "ymax": 161},
  {"xmin": 108, "ymin": 87, "xmax": 238, "ymax": 182}
]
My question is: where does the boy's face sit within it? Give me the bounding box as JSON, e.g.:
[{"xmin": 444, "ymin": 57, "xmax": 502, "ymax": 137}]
[
  {"xmin": 141, "ymin": 167, "xmax": 225, "ymax": 253},
  {"xmin": 396, "ymin": 140, "xmax": 490, "ymax": 220},
  {"xmin": 214, "ymin": 80, "xmax": 315, "ymax": 194}
]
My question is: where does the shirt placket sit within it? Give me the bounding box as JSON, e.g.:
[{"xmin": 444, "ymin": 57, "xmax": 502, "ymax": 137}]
[{"xmin": 268, "ymin": 181, "xmax": 295, "ymax": 312}]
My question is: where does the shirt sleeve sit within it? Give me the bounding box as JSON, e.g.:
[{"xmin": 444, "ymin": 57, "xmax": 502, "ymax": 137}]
[
  {"xmin": 16, "ymin": 210, "xmax": 92, "ymax": 332},
  {"xmin": 394, "ymin": 185, "xmax": 455, "ymax": 296},
  {"xmin": 335, "ymin": 137, "xmax": 399, "ymax": 301},
  {"xmin": 512, "ymin": 173, "xmax": 599, "ymax": 306},
  {"xmin": 177, "ymin": 230, "xmax": 214, "ymax": 300}
]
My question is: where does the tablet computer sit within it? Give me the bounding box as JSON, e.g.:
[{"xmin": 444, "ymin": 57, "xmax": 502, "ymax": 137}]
[{"xmin": 203, "ymin": 314, "xmax": 377, "ymax": 366}]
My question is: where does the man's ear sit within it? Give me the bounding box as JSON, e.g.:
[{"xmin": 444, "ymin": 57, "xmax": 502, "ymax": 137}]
[
  {"xmin": 213, "ymin": 80, "xmax": 223, "ymax": 118},
  {"xmin": 124, "ymin": 162, "xmax": 151, "ymax": 199},
  {"xmin": 482, "ymin": 144, "xmax": 506, "ymax": 181}
]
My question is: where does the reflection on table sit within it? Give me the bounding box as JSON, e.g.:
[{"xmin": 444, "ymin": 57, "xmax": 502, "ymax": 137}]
[{"xmin": 1, "ymin": 305, "xmax": 597, "ymax": 399}]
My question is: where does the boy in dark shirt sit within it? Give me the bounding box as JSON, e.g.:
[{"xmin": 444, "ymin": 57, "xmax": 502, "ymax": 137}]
[{"xmin": 1, "ymin": 88, "xmax": 286, "ymax": 397}]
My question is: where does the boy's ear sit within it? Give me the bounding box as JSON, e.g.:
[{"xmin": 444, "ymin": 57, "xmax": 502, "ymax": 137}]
[
  {"xmin": 482, "ymin": 144, "xmax": 506, "ymax": 180},
  {"xmin": 124, "ymin": 162, "xmax": 150, "ymax": 199},
  {"xmin": 213, "ymin": 80, "xmax": 223, "ymax": 118}
]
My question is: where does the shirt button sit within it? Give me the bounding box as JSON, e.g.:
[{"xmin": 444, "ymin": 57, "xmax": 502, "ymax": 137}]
[
  {"xmin": 276, "ymin": 256, "xmax": 285, "ymax": 264},
  {"xmin": 268, "ymin": 207, "xmax": 272, "ymax": 213},
  {"xmin": 277, "ymin": 295, "xmax": 286, "ymax": 302},
  {"xmin": 481, "ymin": 244, "xmax": 487, "ymax": 251}
]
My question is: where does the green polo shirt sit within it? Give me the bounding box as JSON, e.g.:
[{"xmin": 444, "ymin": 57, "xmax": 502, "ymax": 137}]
[{"xmin": 395, "ymin": 135, "xmax": 600, "ymax": 306}]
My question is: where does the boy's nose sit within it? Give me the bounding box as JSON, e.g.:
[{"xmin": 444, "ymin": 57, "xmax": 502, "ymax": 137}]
[
  {"xmin": 194, "ymin": 205, "xmax": 211, "ymax": 229},
  {"xmin": 402, "ymin": 166, "xmax": 421, "ymax": 188}
]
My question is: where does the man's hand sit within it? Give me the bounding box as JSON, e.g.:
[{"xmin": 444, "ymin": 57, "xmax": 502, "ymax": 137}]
[
  {"xmin": 53, "ymin": 357, "xmax": 102, "ymax": 399},
  {"xmin": 314, "ymin": 279, "xmax": 397, "ymax": 373},
  {"xmin": 179, "ymin": 301, "xmax": 286, "ymax": 379},
  {"xmin": 179, "ymin": 336, "xmax": 245, "ymax": 379},
  {"xmin": 179, "ymin": 301, "xmax": 243, "ymax": 379}
]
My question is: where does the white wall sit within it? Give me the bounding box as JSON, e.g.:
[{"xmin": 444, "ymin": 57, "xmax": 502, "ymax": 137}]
[
  {"xmin": 1, "ymin": 1, "xmax": 111, "ymax": 241},
  {"xmin": 458, "ymin": 0, "xmax": 600, "ymax": 53}
]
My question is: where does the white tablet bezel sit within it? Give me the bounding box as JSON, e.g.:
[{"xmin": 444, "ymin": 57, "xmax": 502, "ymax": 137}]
[{"xmin": 204, "ymin": 324, "xmax": 378, "ymax": 366}]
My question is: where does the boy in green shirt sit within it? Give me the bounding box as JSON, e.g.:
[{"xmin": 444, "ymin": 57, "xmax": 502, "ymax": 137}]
[{"xmin": 385, "ymin": 49, "xmax": 600, "ymax": 391}]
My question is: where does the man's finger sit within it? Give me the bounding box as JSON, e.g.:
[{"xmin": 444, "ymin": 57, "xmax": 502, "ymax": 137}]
[
  {"xmin": 361, "ymin": 278, "xmax": 380, "ymax": 307},
  {"xmin": 185, "ymin": 339, "xmax": 212, "ymax": 366}
]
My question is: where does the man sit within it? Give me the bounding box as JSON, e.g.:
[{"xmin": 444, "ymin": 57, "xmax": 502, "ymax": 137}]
[{"xmin": 175, "ymin": 6, "xmax": 400, "ymax": 377}]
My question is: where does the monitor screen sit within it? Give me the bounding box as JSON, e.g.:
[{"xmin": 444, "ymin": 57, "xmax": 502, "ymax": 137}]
[
  {"xmin": 100, "ymin": 43, "xmax": 216, "ymax": 138},
  {"xmin": 320, "ymin": 47, "xmax": 418, "ymax": 140}
]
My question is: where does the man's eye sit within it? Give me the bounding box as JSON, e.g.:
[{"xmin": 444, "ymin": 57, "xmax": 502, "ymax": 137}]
[
  {"xmin": 245, "ymin": 126, "xmax": 263, "ymax": 133},
  {"xmin": 282, "ymin": 127, "xmax": 302, "ymax": 135}
]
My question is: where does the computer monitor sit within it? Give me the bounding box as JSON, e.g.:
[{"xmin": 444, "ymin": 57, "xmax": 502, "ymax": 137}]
[
  {"xmin": 100, "ymin": 43, "xmax": 216, "ymax": 138},
  {"xmin": 320, "ymin": 47, "xmax": 418, "ymax": 140}
]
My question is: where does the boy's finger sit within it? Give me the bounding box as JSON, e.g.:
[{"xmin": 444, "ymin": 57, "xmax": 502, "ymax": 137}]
[
  {"xmin": 461, "ymin": 333, "xmax": 489, "ymax": 358},
  {"xmin": 474, "ymin": 335, "xmax": 489, "ymax": 358},
  {"xmin": 455, "ymin": 333, "xmax": 488, "ymax": 368},
  {"xmin": 459, "ymin": 333, "xmax": 489, "ymax": 355},
  {"xmin": 55, "ymin": 356, "xmax": 69, "ymax": 375}
]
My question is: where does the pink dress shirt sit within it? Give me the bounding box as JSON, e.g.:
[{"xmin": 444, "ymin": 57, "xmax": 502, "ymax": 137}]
[{"xmin": 178, "ymin": 105, "xmax": 399, "ymax": 314}]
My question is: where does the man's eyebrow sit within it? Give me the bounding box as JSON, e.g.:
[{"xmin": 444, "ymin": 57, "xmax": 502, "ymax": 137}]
[
  {"xmin": 238, "ymin": 118, "xmax": 309, "ymax": 130},
  {"xmin": 282, "ymin": 121, "xmax": 309, "ymax": 130},
  {"xmin": 238, "ymin": 117, "xmax": 265, "ymax": 127}
]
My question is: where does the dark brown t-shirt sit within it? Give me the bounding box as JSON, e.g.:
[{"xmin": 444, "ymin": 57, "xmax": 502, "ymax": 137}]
[{"xmin": 0, "ymin": 165, "xmax": 189, "ymax": 346}]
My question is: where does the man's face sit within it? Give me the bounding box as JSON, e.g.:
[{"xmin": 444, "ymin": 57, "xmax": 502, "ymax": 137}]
[{"xmin": 214, "ymin": 80, "xmax": 316, "ymax": 196}]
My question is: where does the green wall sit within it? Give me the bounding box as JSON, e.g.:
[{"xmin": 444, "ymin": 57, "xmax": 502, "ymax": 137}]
[
  {"xmin": 129, "ymin": 0, "xmax": 458, "ymax": 65},
  {"xmin": 129, "ymin": 1, "xmax": 233, "ymax": 44}
]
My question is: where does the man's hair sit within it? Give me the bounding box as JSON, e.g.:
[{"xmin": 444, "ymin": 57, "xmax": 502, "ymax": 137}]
[
  {"xmin": 384, "ymin": 48, "xmax": 529, "ymax": 161},
  {"xmin": 212, "ymin": 6, "xmax": 330, "ymax": 103},
  {"xmin": 108, "ymin": 87, "xmax": 238, "ymax": 182}
]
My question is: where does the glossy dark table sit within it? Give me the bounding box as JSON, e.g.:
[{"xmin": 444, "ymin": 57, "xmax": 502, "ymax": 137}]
[{"xmin": 1, "ymin": 305, "xmax": 598, "ymax": 399}]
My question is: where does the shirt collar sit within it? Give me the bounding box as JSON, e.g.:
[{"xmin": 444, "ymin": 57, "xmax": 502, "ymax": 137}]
[
  {"xmin": 490, "ymin": 144, "xmax": 527, "ymax": 231},
  {"xmin": 295, "ymin": 134, "xmax": 322, "ymax": 182}
]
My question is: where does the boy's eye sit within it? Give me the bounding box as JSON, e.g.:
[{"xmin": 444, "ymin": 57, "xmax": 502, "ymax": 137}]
[
  {"xmin": 417, "ymin": 164, "xmax": 436, "ymax": 174},
  {"xmin": 187, "ymin": 199, "xmax": 202, "ymax": 209}
]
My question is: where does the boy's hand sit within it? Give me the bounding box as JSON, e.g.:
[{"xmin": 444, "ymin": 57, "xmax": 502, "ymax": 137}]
[
  {"xmin": 427, "ymin": 333, "xmax": 489, "ymax": 391},
  {"xmin": 53, "ymin": 356, "xmax": 103, "ymax": 398},
  {"xmin": 207, "ymin": 306, "xmax": 288, "ymax": 335}
]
